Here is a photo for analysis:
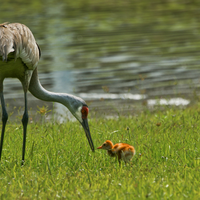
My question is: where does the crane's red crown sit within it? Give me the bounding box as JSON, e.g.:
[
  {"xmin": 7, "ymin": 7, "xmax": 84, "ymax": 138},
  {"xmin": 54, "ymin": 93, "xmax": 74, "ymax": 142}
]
[{"xmin": 81, "ymin": 106, "xmax": 89, "ymax": 119}]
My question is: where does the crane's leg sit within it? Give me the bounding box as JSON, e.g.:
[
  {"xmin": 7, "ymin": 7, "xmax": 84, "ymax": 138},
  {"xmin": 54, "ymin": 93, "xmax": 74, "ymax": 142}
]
[
  {"xmin": 21, "ymin": 92, "xmax": 28, "ymax": 165},
  {"xmin": 0, "ymin": 92, "xmax": 8, "ymax": 161}
]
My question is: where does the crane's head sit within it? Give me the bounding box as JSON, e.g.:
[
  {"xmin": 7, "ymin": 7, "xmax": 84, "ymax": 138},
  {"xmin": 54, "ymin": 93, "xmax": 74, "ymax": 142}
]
[{"xmin": 67, "ymin": 96, "xmax": 95, "ymax": 152}]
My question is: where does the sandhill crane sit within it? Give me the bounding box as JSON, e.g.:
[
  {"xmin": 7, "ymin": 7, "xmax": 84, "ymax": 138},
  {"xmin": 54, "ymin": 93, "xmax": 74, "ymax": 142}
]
[
  {"xmin": 0, "ymin": 22, "xmax": 95, "ymax": 164},
  {"xmin": 97, "ymin": 140, "xmax": 135, "ymax": 163}
]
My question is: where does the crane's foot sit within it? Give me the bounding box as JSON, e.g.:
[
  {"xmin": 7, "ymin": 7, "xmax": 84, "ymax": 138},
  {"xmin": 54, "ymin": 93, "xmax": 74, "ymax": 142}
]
[{"xmin": 21, "ymin": 160, "xmax": 25, "ymax": 166}]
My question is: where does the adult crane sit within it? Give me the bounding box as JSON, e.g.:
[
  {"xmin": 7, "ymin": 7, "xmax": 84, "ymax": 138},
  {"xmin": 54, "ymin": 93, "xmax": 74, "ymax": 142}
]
[{"xmin": 0, "ymin": 22, "xmax": 95, "ymax": 164}]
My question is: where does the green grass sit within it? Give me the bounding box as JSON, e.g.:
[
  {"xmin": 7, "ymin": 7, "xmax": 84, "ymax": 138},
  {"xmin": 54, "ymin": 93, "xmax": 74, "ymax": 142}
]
[{"xmin": 0, "ymin": 105, "xmax": 200, "ymax": 199}]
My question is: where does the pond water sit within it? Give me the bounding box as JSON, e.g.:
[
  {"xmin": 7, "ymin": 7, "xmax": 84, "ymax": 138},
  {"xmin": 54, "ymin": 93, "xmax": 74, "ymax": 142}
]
[{"xmin": 1, "ymin": 1, "xmax": 200, "ymax": 121}]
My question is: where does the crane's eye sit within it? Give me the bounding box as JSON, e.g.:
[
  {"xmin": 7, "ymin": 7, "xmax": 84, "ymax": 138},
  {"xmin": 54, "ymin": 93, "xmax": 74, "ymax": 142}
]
[
  {"xmin": 81, "ymin": 106, "xmax": 89, "ymax": 119},
  {"xmin": 103, "ymin": 143, "xmax": 106, "ymax": 146}
]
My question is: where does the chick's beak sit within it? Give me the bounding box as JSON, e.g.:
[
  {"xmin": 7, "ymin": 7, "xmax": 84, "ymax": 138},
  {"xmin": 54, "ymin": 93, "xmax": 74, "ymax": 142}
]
[
  {"xmin": 81, "ymin": 118, "xmax": 95, "ymax": 152},
  {"xmin": 97, "ymin": 146, "xmax": 102, "ymax": 149}
]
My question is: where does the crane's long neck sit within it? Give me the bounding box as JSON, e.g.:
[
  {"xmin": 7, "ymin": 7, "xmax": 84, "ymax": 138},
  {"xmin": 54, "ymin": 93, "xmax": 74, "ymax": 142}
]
[
  {"xmin": 28, "ymin": 68, "xmax": 87, "ymax": 123},
  {"xmin": 28, "ymin": 68, "xmax": 70, "ymax": 106}
]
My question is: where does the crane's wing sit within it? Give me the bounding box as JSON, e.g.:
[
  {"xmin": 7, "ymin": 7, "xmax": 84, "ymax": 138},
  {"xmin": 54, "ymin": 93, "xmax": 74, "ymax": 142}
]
[{"xmin": 0, "ymin": 22, "xmax": 40, "ymax": 69}]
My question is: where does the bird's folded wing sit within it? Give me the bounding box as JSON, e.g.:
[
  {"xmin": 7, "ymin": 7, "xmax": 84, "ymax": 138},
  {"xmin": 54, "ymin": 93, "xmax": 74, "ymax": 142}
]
[{"xmin": 0, "ymin": 22, "xmax": 40, "ymax": 69}]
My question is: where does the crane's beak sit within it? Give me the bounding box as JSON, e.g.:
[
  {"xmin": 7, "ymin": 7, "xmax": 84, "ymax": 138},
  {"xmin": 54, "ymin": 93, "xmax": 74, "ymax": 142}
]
[{"xmin": 81, "ymin": 118, "xmax": 95, "ymax": 152}]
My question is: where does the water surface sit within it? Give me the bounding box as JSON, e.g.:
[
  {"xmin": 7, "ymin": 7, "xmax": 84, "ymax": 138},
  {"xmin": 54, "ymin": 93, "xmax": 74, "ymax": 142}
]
[{"xmin": 1, "ymin": 1, "xmax": 200, "ymax": 121}]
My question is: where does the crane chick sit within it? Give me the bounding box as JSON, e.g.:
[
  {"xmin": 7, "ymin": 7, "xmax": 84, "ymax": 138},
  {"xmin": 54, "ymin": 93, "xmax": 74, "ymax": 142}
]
[{"xmin": 97, "ymin": 140, "xmax": 135, "ymax": 164}]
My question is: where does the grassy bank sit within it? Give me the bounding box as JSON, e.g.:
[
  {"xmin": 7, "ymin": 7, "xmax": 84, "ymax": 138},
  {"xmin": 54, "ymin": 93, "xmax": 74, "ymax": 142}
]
[{"xmin": 0, "ymin": 105, "xmax": 199, "ymax": 199}]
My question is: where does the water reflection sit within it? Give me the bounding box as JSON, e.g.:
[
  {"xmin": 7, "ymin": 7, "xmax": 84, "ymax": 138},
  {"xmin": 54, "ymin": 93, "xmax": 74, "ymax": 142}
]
[{"xmin": 1, "ymin": 1, "xmax": 200, "ymax": 121}]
